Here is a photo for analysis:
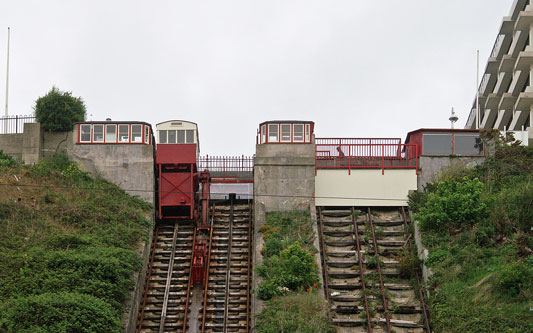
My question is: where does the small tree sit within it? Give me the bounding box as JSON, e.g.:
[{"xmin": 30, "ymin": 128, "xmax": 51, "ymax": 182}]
[{"xmin": 34, "ymin": 87, "xmax": 86, "ymax": 132}]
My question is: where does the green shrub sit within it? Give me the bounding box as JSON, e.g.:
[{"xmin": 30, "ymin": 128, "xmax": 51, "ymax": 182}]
[
  {"xmin": 255, "ymin": 293, "xmax": 334, "ymax": 333},
  {"xmin": 34, "ymin": 87, "xmax": 86, "ymax": 132},
  {"xmin": 0, "ymin": 149, "xmax": 17, "ymax": 168},
  {"xmin": 0, "ymin": 292, "xmax": 121, "ymax": 332},
  {"xmin": 496, "ymin": 261, "xmax": 533, "ymax": 298},
  {"xmin": 397, "ymin": 248, "xmax": 422, "ymax": 279},
  {"xmin": 424, "ymin": 248, "xmax": 449, "ymax": 267},
  {"xmin": 256, "ymin": 242, "xmax": 319, "ymax": 300},
  {"xmin": 414, "ymin": 177, "xmax": 488, "ymax": 232}
]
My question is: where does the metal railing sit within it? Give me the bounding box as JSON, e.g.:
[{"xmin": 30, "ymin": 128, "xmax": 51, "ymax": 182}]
[
  {"xmin": 316, "ymin": 138, "xmax": 401, "ymax": 145},
  {"xmin": 315, "ymin": 142, "xmax": 418, "ymax": 174},
  {"xmin": 198, "ymin": 155, "xmax": 254, "ymax": 180},
  {"xmin": 0, "ymin": 115, "xmax": 36, "ymax": 134}
]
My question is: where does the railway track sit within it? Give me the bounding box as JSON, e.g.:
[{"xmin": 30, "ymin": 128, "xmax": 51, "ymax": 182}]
[
  {"xmin": 200, "ymin": 203, "xmax": 252, "ymax": 332},
  {"xmin": 137, "ymin": 201, "xmax": 252, "ymax": 333},
  {"xmin": 318, "ymin": 206, "xmax": 430, "ymax": 333},
  {"xmin": 137, "ymin": 221, "xmax": 195, "ymax": 332}
]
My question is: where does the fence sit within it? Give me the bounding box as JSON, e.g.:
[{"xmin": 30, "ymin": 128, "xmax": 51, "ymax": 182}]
[
  {"xmin": 197, "ymin": 155, "xmax": 254, "ymax": 181},
  {"xmin": 0, "ymin": 115, "xmax": 36, "ymax": 134},
  {"xmin": 315, "ymin": 141, "xmax": 418, "ymax": 174},
  {"xmin": 315, "ymin": 138, "xmax": 402, "ymax": 145}
]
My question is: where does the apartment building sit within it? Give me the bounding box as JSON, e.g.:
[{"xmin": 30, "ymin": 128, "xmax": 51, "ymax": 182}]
[{"xmin": 465, "ymin": 0, "xmax": 533, "ymax": 145}]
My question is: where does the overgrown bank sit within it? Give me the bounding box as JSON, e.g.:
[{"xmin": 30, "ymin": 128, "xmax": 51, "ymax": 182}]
[
  {"xmin": 255, "ymin": 211, "xmax": 334, "ymax": 333},
  {"xmin": 410, "ymin": 136, "xmax": 532, "ymax": 332},
  {"xmin": 0, "ymin": 153, "xmax": 152, "ymax": 332}
]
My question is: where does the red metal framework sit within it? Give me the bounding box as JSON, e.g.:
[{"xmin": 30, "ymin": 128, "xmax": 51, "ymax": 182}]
[
  {"xmin": 315, "ymin": 140, "xmax": 418, "ymax": 175},
  {"xmin": 157, "ymin": 144, "xmax": 199, "ymax": 219},
  {"xmin": 198, "ymin": 155, "xmax": 254, "ymax": 183},
  {"xmin": 316, "ymin": 138, "xmax": 402, "ymax": 145}
]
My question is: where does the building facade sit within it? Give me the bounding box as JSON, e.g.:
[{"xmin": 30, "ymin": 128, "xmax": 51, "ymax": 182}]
[{"xmin": 466, "ymin": 0, "xmax": 533, "ymax": 145}]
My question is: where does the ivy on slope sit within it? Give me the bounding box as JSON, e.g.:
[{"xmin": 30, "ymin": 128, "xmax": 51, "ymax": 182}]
[
  {"xmin": 409, "ymin": 138, "xmax": 533, "ymax": 332},
  {"xmin": 0, "ymin": 154, "xmax": 152, "ymax": 332}
]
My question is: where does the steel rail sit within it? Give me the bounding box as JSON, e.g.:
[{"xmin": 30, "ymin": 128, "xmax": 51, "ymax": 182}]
[
  {"xmin": 367, "ymin": 208, "xmax": 391, "ymax": 333},
  {"xmin": 317, "ymin": 208, "xmax": 330, "ymax": 302},
  {"xmin": 137, "ymin": 226, "xmax": 160, "ymax": 332},
  {"xmin": 201, "ymin": 204, "xmax": 216, "ymax": 333},
  {"xmin": 222, "ymin": 201, "xmax": 235, "ymax": 333},
  {"xmin": 159, "ymin": 223, "xmax": 179, "ymax": 333},
  {"xmin": 401, "ymin": 207, "xmax": 431, "ymax": 333},
  {"xmin": 351, "ymin": 207, "xmax": 373, "ymax": 332},
  {"xmin": 245, "ymin": 205, "xmax": 253, "ymax": 332},
  {"xmin": 182, "ymin": 228, "xmax": 198, "ymax": 333}
]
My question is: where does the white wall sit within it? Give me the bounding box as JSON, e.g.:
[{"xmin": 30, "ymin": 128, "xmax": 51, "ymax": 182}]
[{"xmin": 315, "ymin": 169, "xmax": 417, "ymax": 207}]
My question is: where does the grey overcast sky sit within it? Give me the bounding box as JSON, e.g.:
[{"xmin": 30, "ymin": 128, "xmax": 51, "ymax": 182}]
[{"xmin": 0, "ymin": 1, "xmax": 514, "ymax": 155}]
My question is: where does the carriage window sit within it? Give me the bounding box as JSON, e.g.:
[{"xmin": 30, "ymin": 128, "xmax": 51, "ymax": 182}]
[
  {"xmin": 132, "ymin": 124, "xmax": 142, "ymax": 142},
  {"xmin": 454, "ymin": 134, "xmax": 484, "ymax": 156},
  {"xmin": 119, "ymin": 125, "xmax": 130, "ymax": 142},
  {"xmin": 144, "ymin": 126, "xmax": 150, "ymax": 144},
  {"xmin": 293, "ymin": 124, "xmax": 304, "ymax": 142},
  {"xmin": 177, "ymin": 130, "xmax": 186, "ymax": 143},
  {"xmin": 93, "ymin": 124, "xmax": 104, "ymax": 142},
  {"xmin": 268, "ymin": 124, "xmax": 279, "ymax": 142},
  {"xmin": 105, "ymin": 125, "xmax": 116, "ymax": 143},
  {"xmin": 261, "ymin": 125, "xmax": 266, "ymax": 143},
  {"xmin": 281, "ymin": 124, "xmax": 291, "ymax": 142},
  {"xmin": 80, "ymin": 125, "xmax": 91, "ymax": 142},
  {"xmin": 186, "ymin": 130, "xmax": 194, "ymax": 143},
  {"xmin": 159, "ymin": 130, "xmax": 167, "ymax": 143},
  {"xmin": 423, "ymin": 133, "xmax": 452, "ymax": 155},
  {"xmin": 305, "ymin": 124, "xmax": 310, "ymax": 142},
  {"xmin": 168, "ymin": 130, "xmax": 177, "ymax": 143}
]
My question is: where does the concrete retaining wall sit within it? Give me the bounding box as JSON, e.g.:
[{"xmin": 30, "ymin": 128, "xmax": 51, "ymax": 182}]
[
  {"xmin": 0, "ymin": 133, "xmax": 23, "ymax": 161},
  {"xmin": 418, "ymin": 156, "xmax": 485, "ymax": 190},
  {"xmin": 315, "ymin": 169, "xmax": 417, "ymax": 206},
  {"xmin": 253, "ymin": 142, "xmax": 315, "ymax": 213}
]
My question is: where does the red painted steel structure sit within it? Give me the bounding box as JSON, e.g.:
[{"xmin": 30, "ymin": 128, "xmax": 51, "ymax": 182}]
[
  {"xmin": 191, "ymin": 242, "xmax": 207, "ymax": 285},
  {"xmin": 156, "ymin": 144, "xmax": 199, "ymax": 219},
  {"xmin": 315, "ymin": 140, "xmax": 418, "ymax": 175}
]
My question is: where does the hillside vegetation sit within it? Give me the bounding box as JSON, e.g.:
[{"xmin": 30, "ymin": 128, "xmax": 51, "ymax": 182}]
[
  {"xmin": 255, "ymin": 211, "xmax": 334, "ymax": 333},
  {"xmin": 410, "ymin": 135, "xmax": 532, "ymax": 332},
  {"xmin": 0, "ymin": 152, "xmax": 152, "ymax": 332}
]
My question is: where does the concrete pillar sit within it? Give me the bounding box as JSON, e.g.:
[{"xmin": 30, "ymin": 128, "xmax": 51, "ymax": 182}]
[{"xmin": 22, "ymin": 122, "xmax": 42, "ymax": 164}]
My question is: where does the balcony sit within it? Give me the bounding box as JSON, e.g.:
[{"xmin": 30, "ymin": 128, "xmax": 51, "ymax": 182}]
[
  {"xmin": 499, "ymin": 54, "xmax": 517, "ymax": 73},
  {"xmin": 514, "ymin": 91, "xmax": 533, "ymax": 110},
  {"xmin": 514, "ymin": 51, "xmax": 533, "ymax": 71},
  {"xmin": 485, "ymin": 93, "xmax": 502, "ymax": 110},
  {"xmin": 499, "ymin": 93, "xmax": 518, "ymax": 110},
  {"xmin": 514, "ymin": 8, "xmax": 533, "ymax": 31}
]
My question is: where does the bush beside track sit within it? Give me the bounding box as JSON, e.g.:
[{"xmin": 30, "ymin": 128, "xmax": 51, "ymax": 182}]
[
  {"xmin": 0, "ymin": 152, "xmax": 152, "ymax": 332},
  {"xmin": 255, "ymin": 211, "xmax": 334, "ymax": 333}
]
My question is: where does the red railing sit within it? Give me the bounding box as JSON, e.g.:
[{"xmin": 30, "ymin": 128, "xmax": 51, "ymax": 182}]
[
  {"xmin": 315, "ymin": 142, "xmax": 418, "ymax": 175},
  {"xmin": 316, "ymin": 138, "xmax": 402, "ymax": 145},
  {"xmin": 198, "ymin": 155, "xmax": 254, "ymax": 182},
  {"xmin": 0, "ymin": 115, "xmax": 36, "ymax": 134}
]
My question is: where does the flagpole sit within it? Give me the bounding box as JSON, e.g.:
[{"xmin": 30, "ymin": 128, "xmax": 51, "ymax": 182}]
[
  {"xmin": 3, "ymin": 27, "xmax": 9, "ymax": 133},
  {"xmin": 476, "ymin": 49, "xmax": 480, "ymax": 129}
]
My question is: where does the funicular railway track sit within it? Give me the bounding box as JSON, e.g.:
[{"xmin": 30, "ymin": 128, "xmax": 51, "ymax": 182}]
[
  {"xmin": 137, "ymin": 221, "xmax": 196, "ymax": 332},
  {"xmin": 200, "ymin": 202, "xmax": 252, "ymax": 332},
  {"xmin": 137, "ymin": 201, "xmax": 252, "ymax": 333},
  {"xmin": 318, "ymin": 206, "xmax": 431, "ymax": 333}
]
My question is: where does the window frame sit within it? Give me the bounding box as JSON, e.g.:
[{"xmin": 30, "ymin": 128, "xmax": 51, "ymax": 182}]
[
  {"xmin": 305, "ymin": 124, "xmax": 311, "ymax": 142},
  {"xmin": 268, "ymin": 124, "xmax": 279, "ymax": 143},
  {"xmin": 293, "ymin": 124, "xmax": 304, "ymax": 142},
  {"xmin": 80, "ymin": 124, "xmax": 92, "ymax": 143},
  {"xmin": 105, "ymin": 124, "xmax": 117, "ymax": 143},
  {"xmin": 280, "ymin": 124, "xmax": 291, "ymax": 142},
  {"xmin": 131, "ymin": 124, "xmax": 143, "ymax": 143},
  {"xmin": 119, "ymin": 124, "xmax": 130, "ymax": 143}
]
